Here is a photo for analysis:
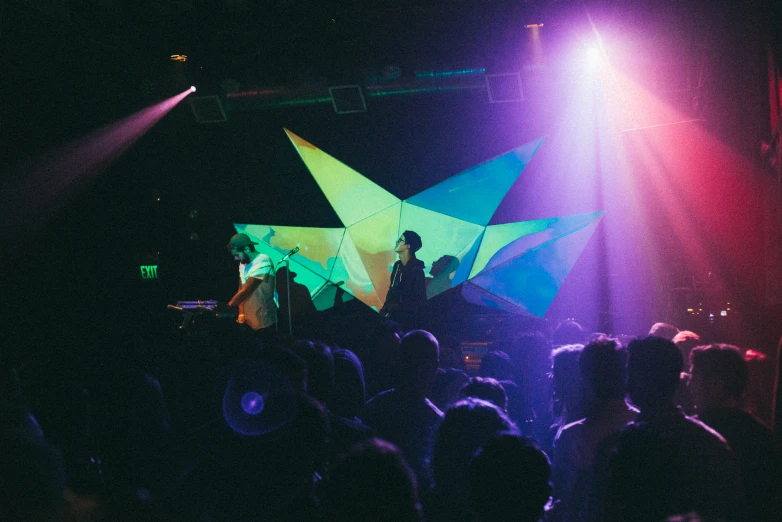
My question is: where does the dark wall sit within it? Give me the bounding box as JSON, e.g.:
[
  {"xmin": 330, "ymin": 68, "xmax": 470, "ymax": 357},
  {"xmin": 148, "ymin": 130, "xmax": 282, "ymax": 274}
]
[{"xmin": 1, "ymin": 1, "xmax": 775, "ymax": 362}]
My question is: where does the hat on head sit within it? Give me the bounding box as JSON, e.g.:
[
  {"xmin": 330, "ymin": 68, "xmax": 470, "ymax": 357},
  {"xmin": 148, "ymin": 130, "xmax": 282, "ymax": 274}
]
[{"xmin": 226, "ymin": 233, "xmax": 258, "ymax": 250}]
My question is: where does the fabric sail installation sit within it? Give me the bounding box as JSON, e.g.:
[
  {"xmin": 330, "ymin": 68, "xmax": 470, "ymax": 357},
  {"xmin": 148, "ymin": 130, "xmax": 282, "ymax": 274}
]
[{"xmin": 234, "ymin": 129, "xmax": 603, "ymax": 317}]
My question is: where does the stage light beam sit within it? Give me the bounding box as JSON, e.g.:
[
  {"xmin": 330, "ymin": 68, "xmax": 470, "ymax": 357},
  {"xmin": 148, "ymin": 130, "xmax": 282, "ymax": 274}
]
[{"xmin": 1, "ymin": 87, "xmax": 195, "ymax": 246}]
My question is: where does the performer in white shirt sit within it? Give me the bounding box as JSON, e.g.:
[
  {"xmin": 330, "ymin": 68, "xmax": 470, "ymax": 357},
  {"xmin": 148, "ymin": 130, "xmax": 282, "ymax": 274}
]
[{"xmin": 226, "ymin": 233, "xmax": 277, "ymax": 332}]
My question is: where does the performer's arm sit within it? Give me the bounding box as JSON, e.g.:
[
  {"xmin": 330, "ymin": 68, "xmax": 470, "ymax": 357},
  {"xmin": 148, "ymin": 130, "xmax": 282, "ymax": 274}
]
[{"xmin": 228, "ymin": 276, "xmax": 265, "ymax": 307}]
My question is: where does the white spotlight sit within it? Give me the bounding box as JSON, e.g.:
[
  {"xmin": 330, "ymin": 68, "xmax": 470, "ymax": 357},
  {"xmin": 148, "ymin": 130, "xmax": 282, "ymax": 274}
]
[{"xmin": 190, "ymin": 85, "xmax": 197, "ymax": 93}]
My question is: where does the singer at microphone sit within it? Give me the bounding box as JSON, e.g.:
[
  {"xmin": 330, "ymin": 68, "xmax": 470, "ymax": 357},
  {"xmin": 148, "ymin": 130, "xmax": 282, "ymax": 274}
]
[{"xmin": 225, "ymin": 233, "xmax": 278, "ymax": 336}]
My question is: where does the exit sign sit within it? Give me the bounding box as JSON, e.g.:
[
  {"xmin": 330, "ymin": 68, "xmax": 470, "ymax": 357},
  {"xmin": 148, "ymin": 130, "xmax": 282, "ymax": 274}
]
[{"xmin": 140, "ymin": 265, "xmax": 159, "ymax": 280}]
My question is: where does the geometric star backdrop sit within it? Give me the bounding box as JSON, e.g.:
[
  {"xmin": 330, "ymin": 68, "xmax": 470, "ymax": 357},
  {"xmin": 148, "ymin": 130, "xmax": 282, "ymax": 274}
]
[{"xmin": 234, "ymin": 129, "xmax": 602, "ymax": 317}]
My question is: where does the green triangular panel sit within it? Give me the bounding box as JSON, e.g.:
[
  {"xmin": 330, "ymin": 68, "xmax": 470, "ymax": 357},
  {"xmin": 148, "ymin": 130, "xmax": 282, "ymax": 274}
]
[
  {"xmin": 237, "ymin": 224, "xmax": 345, "ymax": 282},
  {"xmin": 405, "ymin": 137, "xmax": 544, "ymax": 226},
  {"xmin": 234, "ymin": 224, "xmax": 347, "ymax": 305},
  {"xmin": 399, "ymin": 202, "xmax": 484, "ymax": 299},
  {"xmin": 346, "ymin": 203, "xmax": 402, "ymax": 306},
  {"xmin": 334, "ymin": 230, "xmax": 384, "ymax": 310},
  {"xmin": 285, "ymin": 129, "xmax": 400, "ymax": 227}
]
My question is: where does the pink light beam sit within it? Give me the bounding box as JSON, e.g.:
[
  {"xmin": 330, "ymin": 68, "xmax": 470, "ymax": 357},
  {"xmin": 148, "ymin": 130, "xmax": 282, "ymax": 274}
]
[{"xmin": 1, "ymin": 87, "xmax": 194, "ymax": 245}]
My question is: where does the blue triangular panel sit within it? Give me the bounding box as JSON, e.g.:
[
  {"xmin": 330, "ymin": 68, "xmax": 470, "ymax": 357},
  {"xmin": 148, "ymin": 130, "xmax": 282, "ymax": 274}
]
[
  {"xmin": 405, "ymin": 137, "xmax": 545, "ymax": 226},
  {"xmin": 461, "ymin": 282, "xmax": 529, "ymax": 315},
  {"xmin": 469, "ymin": 216, "xmax": 602, "ymax": 317},
  {"xmin": 451, "ymin": 230, "xmax": 484, "ymax": 288}
]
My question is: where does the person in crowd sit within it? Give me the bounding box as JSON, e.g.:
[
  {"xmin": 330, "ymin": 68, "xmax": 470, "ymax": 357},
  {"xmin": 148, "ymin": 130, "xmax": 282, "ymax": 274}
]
[
  {"xmin": 478, "ymin": 350, "xmax": 533, "ymax": 432},
  {"xmin": 549, "ymin": 344, "xmax": 585, "ymax": 445},
  {"xmin": 0, "ymin": 401, "xmax": 66, "ymax": 522},
  {"xmin": 497, "ymin": 333, "xmax": 554, "ymax": 445},
  {"xmin": 648, "ymin": 322, "xmax": 679, "ymax": 341},
  {"xmin": 329, "ymin": 347, "xmax": 367, "ymax": 421},
  {"xmin": 672, "ymin": 330, "xmax": 700, "ymax": 415},
  {"xmin": 355, "ymin": 322, "xmax": 403, "ymax": 399},
  {"xmin": 478, "ymin": 350, "xmax": 513, "ymax": 381},
  {"xmin": 459, "ymin": 376, "xmax": 508, "ymax": 412},
  {"xmin": 363, "ymin": 330, "xmax": 443, "ymax": 485},
  {"xmin": 226, "ymin": 233, "xmax": 277, "ymax": 335},
  {"xmin": 469, "ymin": 434, "xmax": 552, "ymax": 522},
  {"xmin": 291, "ymin": 341, "xmax": 373, "ymax": 461},
  {"xmin": 427, "ymin": 398, "xmax": 518, "ymax": 522},
  {"xmin": 552, "ymin": 320, "xmax": 586, "ymax": 346},
  {"xmin": 429, "ymin": 368, "xmax": 470, "ymax": 413},
  {"xmin": 173, "ymin": 391, "xmax": 328, "ymax": 521},
  {"xmin": 743, "ymin": 348, "xmax": 775, "ymax": 425},
  {"xmin": 672, "ymin": 330, "xmax": 700, "ymax": 363},
  {"xmin": 320, "ymin": 438, "xmax": 423, "ymax": 522},
  {"xmin": 689, "ymin": 344, "xmax": 782, "ymax": 520},
  {"xmin": 552, "ymin": 338, "xmax": 638, "ymax": 521},
  {"xmin": 379, "ymin": 230, "xmax": 427, "ymax": 327},
  {"xmin": 605, "ymin": 336, "xmax": 744, "ymax": 522}
]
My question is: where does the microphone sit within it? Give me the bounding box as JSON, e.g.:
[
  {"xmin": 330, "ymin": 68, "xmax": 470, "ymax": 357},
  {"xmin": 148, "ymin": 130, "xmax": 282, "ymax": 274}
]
[
  {"xmin": 279, "ymin": 246, "xmax": 299, "ymax": 262},
  {"xmin": 333, "ymin": 280, "xmax": 345, "ymax": 286}
]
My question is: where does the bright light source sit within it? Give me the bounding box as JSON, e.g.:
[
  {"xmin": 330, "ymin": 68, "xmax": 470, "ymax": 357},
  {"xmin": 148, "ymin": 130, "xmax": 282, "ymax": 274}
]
[
  {"xmin": 720, "ymin": 310, "xmax": 727, "ymax": 317},
  {"xmin": 190, "ymin": 85, "xmax": 197, "ymax": 93},
  {"xmin": 170, "ymin": 54, "xmax": 187, "ymax": 62},
  {"xmin": 525, "ymin": 23, "xmax": 544, "ymax": 29},
  {"xmin": 586, "ymin": 47, "xmax": 601, "ymax": 64}
]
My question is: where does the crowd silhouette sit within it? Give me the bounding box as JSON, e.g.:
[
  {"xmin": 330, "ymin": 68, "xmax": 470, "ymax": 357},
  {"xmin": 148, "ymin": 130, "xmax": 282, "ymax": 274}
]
[{"xmin": 2, "ymin": 310, "xmax": 781, "ymax": 521}]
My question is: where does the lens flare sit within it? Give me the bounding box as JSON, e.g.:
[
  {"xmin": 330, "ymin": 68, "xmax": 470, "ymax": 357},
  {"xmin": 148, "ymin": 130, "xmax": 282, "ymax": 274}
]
[{"xmin": 241, "ymin": 392, "xmax": 264, "ymax": 415}]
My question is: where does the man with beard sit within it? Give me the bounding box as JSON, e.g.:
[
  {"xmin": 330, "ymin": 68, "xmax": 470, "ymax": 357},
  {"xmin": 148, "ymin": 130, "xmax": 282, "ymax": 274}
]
[{"xmin": 226, "ymin": 233, "xmax": 277, "ymax": 333}]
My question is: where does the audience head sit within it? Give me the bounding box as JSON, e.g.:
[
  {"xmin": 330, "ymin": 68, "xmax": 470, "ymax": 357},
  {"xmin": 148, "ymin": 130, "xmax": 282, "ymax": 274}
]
[
  {"xmin": 460, "ymin": 377, "xmax": 508, "ymax": 411},
  {"xmin": 552, "ymin": 320, "xmax": 585, "ymax": 346},
  {"xmin": 321, "ymin": 438, "xmax": 422, "ymax": 522},
  {"xmin": 550, "ymin": 344, "xmax": 584, "ymax": 419},
  {"xmin": 0, "ymin": 431, "xmax": 66, "ymax": 522},
  {"xmin": 479, "ymin": 350, "xmax": 513, "ymax": 381},
  {"xmin": 469, "ymin": 434, "xmax": 552, "ymax": 522},
  {"xmin": 627, "ymin": 336, "xmax": 683, "ymax": 412},
  {"xmin": 688, "ymin": 344, "xmax": 747, "ymax": 411},
  {"xmin": 580, "ymin": 337, "xmax": 627, "ymax": 409},
  {"xmin": 430, "ymin": 368, "xmax": 470, "ymax": 412},
  {"xmin": 398, "ymin": 330, "xmax": 439, "ymax": 395},
  {"xmin": 672, "ymin": 330, "xmax": 701, "ymax": 363},
  {"xmin": 432, "ymin": 398, "xmax": 517, "ymax": 491},
  {"xmin": 329, "ymin": 348, "xmax": 366, "ymax": 419},
  {"xmin": 290, "ymin": 340, "xmax": 335, "ymax": 405},
  {"xmin": 649, "ymin": 322, "xmax": 679, "ymax": 341}
]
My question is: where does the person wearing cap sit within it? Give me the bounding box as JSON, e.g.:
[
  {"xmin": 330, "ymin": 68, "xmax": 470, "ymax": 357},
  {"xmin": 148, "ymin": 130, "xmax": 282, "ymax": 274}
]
[
  {"xmin": 226, "ymin": 233, "xmax": 277, "ymax": 332},
  {"xmin": 379, "ymin": 230, "xmax": 427, "ymax": 327}
]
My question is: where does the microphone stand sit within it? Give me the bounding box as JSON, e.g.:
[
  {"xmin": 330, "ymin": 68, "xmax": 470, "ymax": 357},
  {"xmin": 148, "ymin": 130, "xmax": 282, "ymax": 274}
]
[{"xmin": 275, "ymin": 260, "xmax": 293, "ymax": 337}]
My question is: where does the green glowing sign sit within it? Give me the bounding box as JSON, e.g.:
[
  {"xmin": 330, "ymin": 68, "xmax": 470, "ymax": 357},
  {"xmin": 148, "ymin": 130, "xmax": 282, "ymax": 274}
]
[{"xmin": 139, "ymin": 265, "xmax": 159, "ymax": 280}]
